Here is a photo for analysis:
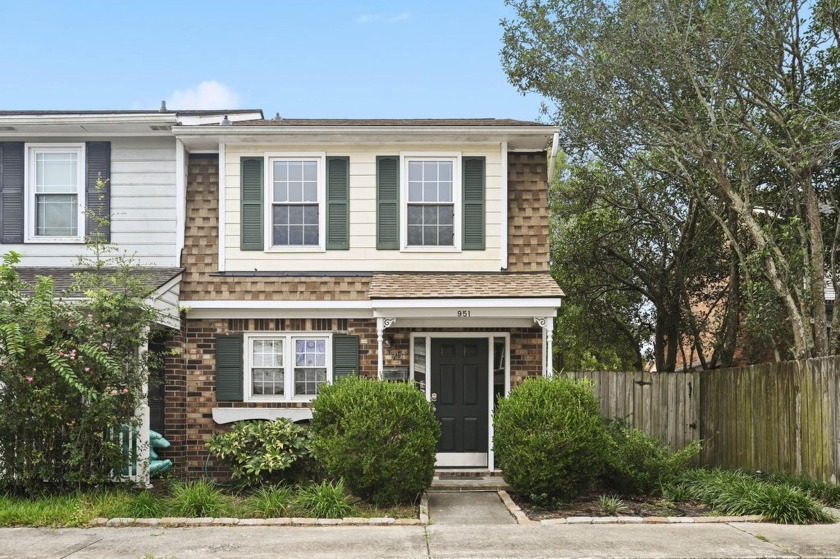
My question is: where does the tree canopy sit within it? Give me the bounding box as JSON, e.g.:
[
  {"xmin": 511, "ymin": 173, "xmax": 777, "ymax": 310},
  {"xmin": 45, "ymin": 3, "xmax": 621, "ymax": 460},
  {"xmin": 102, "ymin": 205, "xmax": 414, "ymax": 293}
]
[{"xmin": 503, "ymin": 0, "xmax": 840, "ymax": 368}]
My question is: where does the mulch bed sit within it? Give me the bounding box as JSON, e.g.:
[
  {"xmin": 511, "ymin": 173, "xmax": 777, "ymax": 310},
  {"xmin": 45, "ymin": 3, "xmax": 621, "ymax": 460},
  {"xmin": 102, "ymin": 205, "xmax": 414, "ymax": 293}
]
[{"xmin": 509, "ymin": 492, "xmax": 713, "ymax": 521}]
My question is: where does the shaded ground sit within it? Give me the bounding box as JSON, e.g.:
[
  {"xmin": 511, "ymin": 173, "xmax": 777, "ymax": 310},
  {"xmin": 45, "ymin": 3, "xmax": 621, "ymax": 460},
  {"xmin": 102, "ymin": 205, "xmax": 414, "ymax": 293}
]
[{"xmin": 510, "ymin": 492, "xmax": 713, "ymax": 521}]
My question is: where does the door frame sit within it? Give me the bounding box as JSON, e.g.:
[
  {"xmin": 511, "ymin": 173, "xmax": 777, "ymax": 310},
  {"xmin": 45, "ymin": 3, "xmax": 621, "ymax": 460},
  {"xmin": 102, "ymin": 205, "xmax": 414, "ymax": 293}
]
[{"xmin": 410, "ymin": 332, "xmax": 510, "ymax": 470}]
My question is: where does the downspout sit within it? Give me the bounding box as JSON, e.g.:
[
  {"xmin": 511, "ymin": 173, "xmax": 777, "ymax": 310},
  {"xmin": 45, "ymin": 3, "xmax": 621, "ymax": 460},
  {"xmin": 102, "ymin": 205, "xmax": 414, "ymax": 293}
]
[{"xmin": 547, "ymin": 132, "xmax": 560, "ymax": 185}]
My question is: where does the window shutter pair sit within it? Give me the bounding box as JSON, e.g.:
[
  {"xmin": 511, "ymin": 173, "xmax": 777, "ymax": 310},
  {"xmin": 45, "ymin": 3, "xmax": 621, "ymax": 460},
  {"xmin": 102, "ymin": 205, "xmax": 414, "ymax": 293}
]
[
  {"xmin": 0, "ymin": 141, "xmax": 110, "ymax": 243},
  {"xmin": 214, "ymin": 333, "xmax": 360, "ymax": 401},
  {"xmin": 375, "ymin": 156, "xmax": 486, "ymax": 250},
  {"xmin": 240, "ymin": 156, "xmax": 350, "ymax": 251}
]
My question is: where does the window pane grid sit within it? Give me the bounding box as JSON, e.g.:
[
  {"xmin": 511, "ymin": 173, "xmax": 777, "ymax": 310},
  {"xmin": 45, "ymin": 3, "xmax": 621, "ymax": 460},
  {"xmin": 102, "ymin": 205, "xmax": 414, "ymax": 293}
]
[
  {"xmin": 271, "ymin": 160, "xmax": 320, "ymax": 246},
  {"xmin": 407, "ymin": 203, "xmax": 454, "ymax": 246},
  {"xmin": 294, "ymin": 338, "xmax": 327, "ymax": 396},
  {"xmin": 251, "ymin": 340, "xmax": 284, "ymax": 396},
  {"xmin": 33, "ymin": 150, "xmax": 80, "ymax": 237},
  {"xmin": 406, "ymin": 160, "xmax": 454, "ymax": 246}
]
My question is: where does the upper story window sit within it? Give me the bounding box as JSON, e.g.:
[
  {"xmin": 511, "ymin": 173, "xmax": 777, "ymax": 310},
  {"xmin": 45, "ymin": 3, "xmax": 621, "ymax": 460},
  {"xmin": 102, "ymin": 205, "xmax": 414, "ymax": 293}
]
[
  {"xmin": 245, "ymin": 333, "xmax": 331, "ymax": 401},
  {"xmin": 266, "ymin": 155, "xmax": 326, "ymax": 251},
  {"xmin": 407, "ymin": 160, "xmax": 455, "ymax": 247},
  {"xmin": 400, "ymin": 154, "xmax": 461, "ymax": 251},
  {"xmin": 26, "ymin": 144, "xmax": 85, "ymax": 242}
]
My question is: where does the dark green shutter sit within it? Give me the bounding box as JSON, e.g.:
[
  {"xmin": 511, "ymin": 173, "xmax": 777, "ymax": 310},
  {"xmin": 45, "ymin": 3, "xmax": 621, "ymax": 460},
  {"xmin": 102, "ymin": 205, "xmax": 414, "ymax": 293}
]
[
  {"xmin": 0, "ymin": 142, "xmax": 24, "ymax": 243},
  {"xmin": 85, "ymin": 142, "xmax": 111, "ymax": 242},
  {"xmin": 215, "ymin": 334, "xmax": 244, "ymax": 401},
  {"xmin": 462, "ymin": 157, "xmax": 486, "ymax": 250},
  {"xmin": 240, "ymin": 157, "xmax": 264, "ymax": 250},
  {"xmin": 332, "ymin": 334, "xmax": 360, "ymax": 382},
  {"xmin": 326, "ymin": 156, "xmax": 350, "ymax": 250},
  {"xmin": 376, "ymin": 156, "xmax": 399, "ymax": 249}
]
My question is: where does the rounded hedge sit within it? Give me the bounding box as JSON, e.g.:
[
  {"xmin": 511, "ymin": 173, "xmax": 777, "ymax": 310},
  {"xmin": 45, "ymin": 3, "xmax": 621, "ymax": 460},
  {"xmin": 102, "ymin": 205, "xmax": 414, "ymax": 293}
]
[
  {"xmin": 493, "ymin": 376, "xmax": 608, "ymax": 504},
  {"xmin": 310, "ymin": 377, "xmax": 440, "ymax": 505}
]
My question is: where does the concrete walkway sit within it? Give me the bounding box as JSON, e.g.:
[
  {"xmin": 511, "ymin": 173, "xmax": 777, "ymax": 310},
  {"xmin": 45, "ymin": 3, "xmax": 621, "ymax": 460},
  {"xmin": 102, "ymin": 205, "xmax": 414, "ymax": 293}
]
[
  {"xmin": 427, "ymin": 491, "xmax": 516, "ymax": 525},
  {"xmin": 2, "ymin": 523, "xmax": 840, "ymax": 559}
]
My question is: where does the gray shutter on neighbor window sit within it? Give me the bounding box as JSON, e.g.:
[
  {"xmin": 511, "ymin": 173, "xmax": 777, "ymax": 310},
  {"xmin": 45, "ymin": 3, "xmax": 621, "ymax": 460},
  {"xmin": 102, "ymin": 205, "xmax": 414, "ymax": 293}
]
[
  {"xmin": 240, "ymin": 157, "xmax": 264, "ymax": 250},
  {"xmin": 0, "ymin": 142, "xmax": 24, "ymax": 243},
  {"xmin": 326, "ymin": 156, "xmax": 350, "ymax": 250},
  {"xmin": 376, "ymin": 156, "xmax": 399, "ymax": 249},
  {"xmin": 215, "ymin": 334, "xmax": 244, "ymax": 401},
  {"xmin": 85, "ymin": 142, "xmax": 111, "ymax": 242},
  {"xmin": 462, "ymin": 156, "xmax": 486, "ymax": 250},
  {"xmin": 332, "ymin": 334, "xmax": 360, "ymax": 382}
]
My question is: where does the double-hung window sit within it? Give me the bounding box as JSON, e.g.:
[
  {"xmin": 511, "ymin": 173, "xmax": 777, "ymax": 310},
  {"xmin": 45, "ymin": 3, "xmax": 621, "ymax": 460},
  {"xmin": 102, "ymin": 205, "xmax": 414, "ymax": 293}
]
[
  {"xmin": 245, "ymin": 333, "xmax": 331, "ymax": 401},
  {"xmin": 401, "ymin": 154, "xmax": 461, "ymax": 250},
  {"xmin": 26, "ymin": 144, "xmax": 85, "ymax": 242},
  {"xmin": 267, "ymin": 155, "xmax": 325, "ymax": 250}
]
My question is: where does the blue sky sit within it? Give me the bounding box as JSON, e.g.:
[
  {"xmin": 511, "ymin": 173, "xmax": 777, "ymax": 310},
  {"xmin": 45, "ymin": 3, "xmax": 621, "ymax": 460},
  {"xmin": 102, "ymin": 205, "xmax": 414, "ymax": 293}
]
[{"xmin": 0, "ymin": 1, "xmax": 545, "ymax": 120}]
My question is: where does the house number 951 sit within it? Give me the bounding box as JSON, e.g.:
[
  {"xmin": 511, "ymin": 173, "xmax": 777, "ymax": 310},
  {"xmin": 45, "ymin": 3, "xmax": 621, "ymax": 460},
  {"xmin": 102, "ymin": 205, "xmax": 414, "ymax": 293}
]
[{"xmin": 457, "ymin": 310, "xmax": 471, "ymax": 318}]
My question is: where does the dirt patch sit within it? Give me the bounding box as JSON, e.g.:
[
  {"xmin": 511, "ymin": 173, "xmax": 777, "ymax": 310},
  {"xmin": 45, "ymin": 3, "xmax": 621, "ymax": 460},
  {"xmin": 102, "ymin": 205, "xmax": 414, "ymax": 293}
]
[{"xmin": 509, "ymin": 493, "xmax": 714, "ymax": 521}]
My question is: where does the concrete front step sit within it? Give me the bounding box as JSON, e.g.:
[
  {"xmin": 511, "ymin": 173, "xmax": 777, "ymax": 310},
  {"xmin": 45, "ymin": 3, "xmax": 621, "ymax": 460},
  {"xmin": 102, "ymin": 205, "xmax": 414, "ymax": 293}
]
[{"xmin": 430, "ymin": 476, "xmax": 509, "ymax": 492}]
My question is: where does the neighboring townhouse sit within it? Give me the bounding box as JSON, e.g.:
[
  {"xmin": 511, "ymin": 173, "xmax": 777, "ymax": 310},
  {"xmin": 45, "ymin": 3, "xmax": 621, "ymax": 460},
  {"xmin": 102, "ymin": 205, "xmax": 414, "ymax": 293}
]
[
  {"xmin": 0, "ymin": 108, "xmax": 260, "ymax": 448},
  {"xmin": 169, "ymin": 118, "xmax": 563, "ymax": 475}
]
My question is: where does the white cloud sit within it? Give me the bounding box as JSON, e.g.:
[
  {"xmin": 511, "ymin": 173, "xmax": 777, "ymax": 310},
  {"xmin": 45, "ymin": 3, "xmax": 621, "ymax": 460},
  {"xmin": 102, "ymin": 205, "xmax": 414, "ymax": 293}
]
[
  {"xmin": 167, "ymin": 81, "xmax": 240, "ymax": 110},
  {"xmin": 356, "ymin": 12, "xmax": 410, "ymax": 24}
]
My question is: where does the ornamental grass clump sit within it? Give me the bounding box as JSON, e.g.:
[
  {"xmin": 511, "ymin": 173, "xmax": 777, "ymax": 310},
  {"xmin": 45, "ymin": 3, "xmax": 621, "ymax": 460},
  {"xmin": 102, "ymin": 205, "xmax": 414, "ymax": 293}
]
[
  {"xmin": 493, "ymin": 376, "xmax": 608, "ymax": 505},
  {"xmin": 310, "ymin": 377, "xmax": 439, "ymax": 506},
  {"xmin": 675, "ymin": 469, "xmax": 832, "ymax": 524}
]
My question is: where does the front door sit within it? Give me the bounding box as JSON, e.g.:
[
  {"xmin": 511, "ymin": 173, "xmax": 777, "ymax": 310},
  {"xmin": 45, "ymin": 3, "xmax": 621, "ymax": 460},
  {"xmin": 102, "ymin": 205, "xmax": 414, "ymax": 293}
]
[{"xmin": 431, "ymin": 338, "xmax": 488, "ymax": 467}]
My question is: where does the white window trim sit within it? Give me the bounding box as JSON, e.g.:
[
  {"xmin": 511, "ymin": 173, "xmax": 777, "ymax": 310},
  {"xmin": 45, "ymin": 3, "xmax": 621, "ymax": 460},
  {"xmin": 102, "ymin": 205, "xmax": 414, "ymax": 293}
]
[
  {"xmin": 243, "ymin": 332, "xmax": 333, "ymax": 402},
  {"xmin": 263, "ymin": 152, "xmax": 327, "ymax": 253},
  {"xmin": 24, "ymin": 143, "xmax": 86, "ymax": 243},
  {"xmin": 399, "ymin": 152, "xmax": 462, "ymax": 253}
]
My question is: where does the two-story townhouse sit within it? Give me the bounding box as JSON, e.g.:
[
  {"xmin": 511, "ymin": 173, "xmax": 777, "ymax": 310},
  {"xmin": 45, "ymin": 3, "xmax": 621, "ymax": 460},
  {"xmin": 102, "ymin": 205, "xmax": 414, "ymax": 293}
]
[
  {"xmin": 169, "ymin": 118, "xmax": 563, "ymax": 475},
  {"xmin": 0, "ymin": 108, "xmax": 261, "ymax": 446}
]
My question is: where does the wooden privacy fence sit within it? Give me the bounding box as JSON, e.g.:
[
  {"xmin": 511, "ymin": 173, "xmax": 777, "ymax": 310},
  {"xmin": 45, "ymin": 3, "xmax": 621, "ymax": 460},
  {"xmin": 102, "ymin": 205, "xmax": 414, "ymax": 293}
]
[{"xmin": 564, "ymin": 356, "xmax": 840, "ymax": 483}]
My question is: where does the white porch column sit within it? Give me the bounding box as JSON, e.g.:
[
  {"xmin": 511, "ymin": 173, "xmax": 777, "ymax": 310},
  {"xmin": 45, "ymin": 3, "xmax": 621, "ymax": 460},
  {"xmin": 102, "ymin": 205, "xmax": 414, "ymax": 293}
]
[
  {"xmin": 534, "ymin": 317, "xmax": 554, "ymax": 378},
  {"xmin": 376, "ymin": 317, "xmax": 397, "ymax": 379}
]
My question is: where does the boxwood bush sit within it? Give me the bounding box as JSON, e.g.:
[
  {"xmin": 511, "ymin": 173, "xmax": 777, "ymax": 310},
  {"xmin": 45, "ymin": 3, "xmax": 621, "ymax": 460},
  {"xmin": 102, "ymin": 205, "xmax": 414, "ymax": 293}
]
[
  {"xmin": 310, "ymin": 377, "xmax": 439, "ymax": 505},
  {"xmin": 493, "ymin": 376, "xmax": 608, "ymax": 505}
]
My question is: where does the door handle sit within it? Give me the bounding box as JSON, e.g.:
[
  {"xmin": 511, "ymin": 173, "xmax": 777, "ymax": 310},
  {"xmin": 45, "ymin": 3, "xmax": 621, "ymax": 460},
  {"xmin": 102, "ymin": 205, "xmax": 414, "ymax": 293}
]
[{"xmin": 431, "ymin": 392, "xmax": 437, "ymax": 402}]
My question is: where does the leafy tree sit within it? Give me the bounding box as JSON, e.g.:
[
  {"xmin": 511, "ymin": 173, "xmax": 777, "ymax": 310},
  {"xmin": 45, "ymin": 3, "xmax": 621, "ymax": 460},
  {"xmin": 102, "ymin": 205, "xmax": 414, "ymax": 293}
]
[
  {"xmin": 504, "ymin": 0, "xmax": 840, "ymax": 361},
  {"xmin": 0, "ymin": 179, "xmax": 165, "ymax": 494}
]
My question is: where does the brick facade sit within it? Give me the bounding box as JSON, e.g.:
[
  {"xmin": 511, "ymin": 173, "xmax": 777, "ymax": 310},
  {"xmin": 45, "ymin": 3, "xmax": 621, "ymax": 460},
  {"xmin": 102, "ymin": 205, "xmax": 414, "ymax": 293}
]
[
  {"xmin": 507, "ymin": 152, "xmax": 550, "ymax": 272},
  {"xmin": 167, "ymin": 316, "xmax": 543, "ymax": 478}
]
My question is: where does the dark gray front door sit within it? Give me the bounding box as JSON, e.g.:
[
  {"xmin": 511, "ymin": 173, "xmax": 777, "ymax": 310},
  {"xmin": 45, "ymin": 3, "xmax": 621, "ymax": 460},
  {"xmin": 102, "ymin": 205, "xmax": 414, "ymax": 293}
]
[{"xmin": 431, "ymin": 338, "xmax": 489, "ymax": 461}]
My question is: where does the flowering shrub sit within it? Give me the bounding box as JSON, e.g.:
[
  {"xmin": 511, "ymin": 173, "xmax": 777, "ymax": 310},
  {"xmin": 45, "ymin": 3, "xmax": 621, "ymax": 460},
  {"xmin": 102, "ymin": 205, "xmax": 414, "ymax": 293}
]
[{"xmin": 0, "ymin": 249, "xmax": 164, "ymax": 495}]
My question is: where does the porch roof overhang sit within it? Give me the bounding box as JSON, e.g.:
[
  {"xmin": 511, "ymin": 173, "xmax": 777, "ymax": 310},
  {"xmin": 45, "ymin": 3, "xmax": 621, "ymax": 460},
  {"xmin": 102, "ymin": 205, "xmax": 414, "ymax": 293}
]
[{"xmin": 16, "ymin": 266, "xmax": 184, "ymax": 328}]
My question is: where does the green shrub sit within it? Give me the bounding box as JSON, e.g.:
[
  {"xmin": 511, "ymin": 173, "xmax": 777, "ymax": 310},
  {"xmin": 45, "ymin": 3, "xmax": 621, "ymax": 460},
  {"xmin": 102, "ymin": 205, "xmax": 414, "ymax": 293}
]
[
  {"xmin": 294, "ymin": 479, "xmax": 353, "ymax": 518},
  {"xmin": 676, "ymin": 469, "xmax": 832, "ymax": 524},
  {"xmin": 0, "ymin": 250, "xmax": 166, "ymax": 495},
  {"xmin": 602, "ymin": 421, "xmax": 701, "ymax": 495},
  {"xmin": 310, "ymin": 377, "xmax": 439, "ymax": 505},
  {"xmin": 249, "ymin": 485, "xmax": 293, "ymax": 518},
  {"xmin": 169, "ymin": 480, "xmax": 228, "ymax": 517},
  {"xmin": 493, "ymin": 376, "xmax": 608, "ymax": 505},
  {"xmin": 206, "ymin": 419, "xmax": 313, "ymax": 486}
]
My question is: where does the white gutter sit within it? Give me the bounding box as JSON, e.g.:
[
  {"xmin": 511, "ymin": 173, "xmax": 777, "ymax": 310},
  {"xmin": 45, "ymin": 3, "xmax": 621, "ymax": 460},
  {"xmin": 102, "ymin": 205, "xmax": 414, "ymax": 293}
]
[
  {"xmin": 0, "ymin": 114, "xmax": 179, "ymax": 125},
  {"xmin": 172, "ymin": 125, "xmax": 558, "ymax": 137}
]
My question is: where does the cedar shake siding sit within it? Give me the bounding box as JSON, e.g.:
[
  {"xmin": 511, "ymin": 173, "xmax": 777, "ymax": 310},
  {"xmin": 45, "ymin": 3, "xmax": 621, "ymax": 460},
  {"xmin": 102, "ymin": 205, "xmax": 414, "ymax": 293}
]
[{"xmin": 507, "ymin": 151, "xmax": 550, "ymax": 272}]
